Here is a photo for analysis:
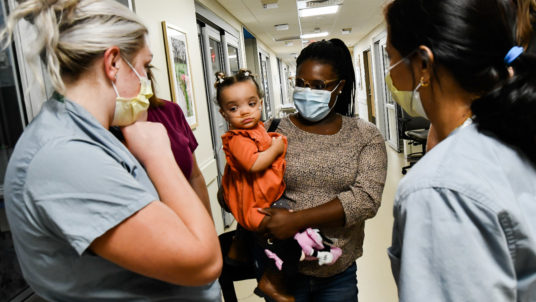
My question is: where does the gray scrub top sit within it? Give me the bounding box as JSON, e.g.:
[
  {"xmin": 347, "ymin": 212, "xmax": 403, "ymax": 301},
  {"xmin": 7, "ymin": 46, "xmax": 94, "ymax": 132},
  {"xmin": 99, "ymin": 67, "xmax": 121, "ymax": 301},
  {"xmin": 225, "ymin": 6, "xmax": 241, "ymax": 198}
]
[
  {"xmin": 3, "ymin": 95, "xmax": 220, "ymax": 301},
  {"xmin": 389, "ymin": 123, "xmax": 536, "ymax": 302}
]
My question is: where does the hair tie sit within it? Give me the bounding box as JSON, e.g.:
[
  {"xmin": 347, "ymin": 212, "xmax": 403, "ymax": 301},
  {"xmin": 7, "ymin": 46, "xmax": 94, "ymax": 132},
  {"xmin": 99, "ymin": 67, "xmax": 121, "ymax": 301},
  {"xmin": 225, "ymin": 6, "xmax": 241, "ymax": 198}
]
[{"xmin": 504, "ymin": 46, "xmax": 524, "ymax": 65}]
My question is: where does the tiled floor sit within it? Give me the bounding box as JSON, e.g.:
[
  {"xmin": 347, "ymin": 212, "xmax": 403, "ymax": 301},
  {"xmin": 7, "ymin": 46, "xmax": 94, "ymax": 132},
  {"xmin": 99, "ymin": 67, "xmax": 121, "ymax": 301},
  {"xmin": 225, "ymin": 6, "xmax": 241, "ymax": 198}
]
[{"xmin": 229, "ymin": 144, "xmax": 405, "ymax": 301}]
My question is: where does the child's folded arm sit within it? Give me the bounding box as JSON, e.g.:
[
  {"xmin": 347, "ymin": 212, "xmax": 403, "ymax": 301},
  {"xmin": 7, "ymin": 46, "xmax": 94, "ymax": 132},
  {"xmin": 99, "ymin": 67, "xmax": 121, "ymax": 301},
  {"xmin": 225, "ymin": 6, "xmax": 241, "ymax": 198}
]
[{"xmin": 250, "ymin": 136, "xmax": 285, "ymax": 172}]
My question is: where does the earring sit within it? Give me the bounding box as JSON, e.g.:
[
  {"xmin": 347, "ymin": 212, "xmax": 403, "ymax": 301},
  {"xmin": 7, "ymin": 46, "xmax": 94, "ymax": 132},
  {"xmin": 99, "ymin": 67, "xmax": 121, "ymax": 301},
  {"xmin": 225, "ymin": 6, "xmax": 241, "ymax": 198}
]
[{"xmin": 420, "ymin": 77, "xmax": 430, "ymax": 87}]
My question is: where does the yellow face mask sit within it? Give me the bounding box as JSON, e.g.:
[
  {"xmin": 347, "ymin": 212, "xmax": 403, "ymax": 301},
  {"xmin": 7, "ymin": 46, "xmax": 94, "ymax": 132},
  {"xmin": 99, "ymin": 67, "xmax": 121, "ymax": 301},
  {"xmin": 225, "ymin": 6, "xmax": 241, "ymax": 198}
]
[
  {"xmin": 385, "ymin": 73, "xmax": 427, "ymax": 119},
  {"xmin": 111, "ymin": 57, "xmax": 153, "ymax": 126}
]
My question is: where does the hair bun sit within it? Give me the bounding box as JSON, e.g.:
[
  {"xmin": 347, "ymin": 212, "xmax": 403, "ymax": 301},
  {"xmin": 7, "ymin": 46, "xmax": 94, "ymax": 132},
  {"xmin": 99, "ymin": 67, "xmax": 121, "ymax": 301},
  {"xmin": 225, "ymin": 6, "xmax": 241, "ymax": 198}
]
[
  {"xmin": 238, "ymin": 68, "xmax": 252, "ymax": 77},
  {"xmin": 214, "ymin": 71, "xmax": 225, "ymax": 88}
]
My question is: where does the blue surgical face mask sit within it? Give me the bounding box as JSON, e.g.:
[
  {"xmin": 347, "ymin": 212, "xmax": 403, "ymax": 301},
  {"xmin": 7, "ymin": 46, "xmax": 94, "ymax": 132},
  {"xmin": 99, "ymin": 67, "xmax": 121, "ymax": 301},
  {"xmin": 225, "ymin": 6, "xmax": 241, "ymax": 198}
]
[{"xmin": 293, "ymin": 82, "xmax": 341, "ymax": 122}]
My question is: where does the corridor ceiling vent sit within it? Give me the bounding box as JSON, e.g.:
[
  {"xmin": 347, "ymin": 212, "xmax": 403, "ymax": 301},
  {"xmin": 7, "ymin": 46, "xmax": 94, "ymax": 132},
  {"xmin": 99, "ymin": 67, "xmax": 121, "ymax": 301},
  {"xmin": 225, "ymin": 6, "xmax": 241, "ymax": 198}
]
[
  {"xmin": 275, "ymin": 24, "xmax": 290, "ymax": 31},
  {"xmin": 261, "ymin": 0, "xmax": 278, "ymax": 9},
  {"xmin": 341, "ymin": 28, "xmax": 352, "ymax": 35}
]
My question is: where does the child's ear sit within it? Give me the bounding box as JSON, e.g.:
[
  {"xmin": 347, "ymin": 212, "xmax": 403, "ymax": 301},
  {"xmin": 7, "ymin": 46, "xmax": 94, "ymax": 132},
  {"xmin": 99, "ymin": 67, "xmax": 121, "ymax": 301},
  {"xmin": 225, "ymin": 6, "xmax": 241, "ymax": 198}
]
[{"xmin": 219, "ymin": 109, "xmax": 228, "ymax": 120}]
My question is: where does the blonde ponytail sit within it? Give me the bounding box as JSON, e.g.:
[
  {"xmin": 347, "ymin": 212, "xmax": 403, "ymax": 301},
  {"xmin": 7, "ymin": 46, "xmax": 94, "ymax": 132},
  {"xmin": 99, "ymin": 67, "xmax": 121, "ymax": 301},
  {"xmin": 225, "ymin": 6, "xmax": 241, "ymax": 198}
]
[{"xmin": 0, "ymin": 0, "xmax": 148, "ymax": 94}]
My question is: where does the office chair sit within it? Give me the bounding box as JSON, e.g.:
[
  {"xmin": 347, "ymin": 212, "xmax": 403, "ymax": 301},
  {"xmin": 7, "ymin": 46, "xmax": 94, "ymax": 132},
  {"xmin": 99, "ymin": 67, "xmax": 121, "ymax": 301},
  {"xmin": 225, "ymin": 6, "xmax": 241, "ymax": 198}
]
[
  {"xmin": 218, "ymin": 229, "xmax": 257, "ymax": 302},
  {"xmin": 399, "ymin": 113, "xmax": 430, "ymax": 175}
]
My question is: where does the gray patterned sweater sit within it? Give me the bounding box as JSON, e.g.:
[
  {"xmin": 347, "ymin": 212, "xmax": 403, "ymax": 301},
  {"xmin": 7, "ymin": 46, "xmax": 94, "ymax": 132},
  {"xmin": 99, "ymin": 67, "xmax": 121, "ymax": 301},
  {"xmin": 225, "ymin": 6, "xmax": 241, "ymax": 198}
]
[{"xmin": 267, "ymin": 115, "xmax": 387, "ymax": 277}]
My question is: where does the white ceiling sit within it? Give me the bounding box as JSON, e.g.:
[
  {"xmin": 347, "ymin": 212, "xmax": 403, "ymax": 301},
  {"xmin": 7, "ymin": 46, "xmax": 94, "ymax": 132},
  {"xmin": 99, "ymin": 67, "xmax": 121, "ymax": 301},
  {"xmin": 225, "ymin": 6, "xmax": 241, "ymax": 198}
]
[{"xmin": 216, "ymin": 0, "xmax": 389, "ymax": 64}]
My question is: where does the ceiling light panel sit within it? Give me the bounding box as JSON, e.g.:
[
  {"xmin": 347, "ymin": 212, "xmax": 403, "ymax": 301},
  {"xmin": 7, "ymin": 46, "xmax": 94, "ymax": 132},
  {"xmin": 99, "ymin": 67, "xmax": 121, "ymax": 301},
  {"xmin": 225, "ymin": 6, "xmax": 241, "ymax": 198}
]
[
  {"xmin": 299, "ymin": 5, "xmax": 339, "ymax": 17},
  {"xmin": 301, "ymin": 31, "xmax": 329, "ymax": 39}
]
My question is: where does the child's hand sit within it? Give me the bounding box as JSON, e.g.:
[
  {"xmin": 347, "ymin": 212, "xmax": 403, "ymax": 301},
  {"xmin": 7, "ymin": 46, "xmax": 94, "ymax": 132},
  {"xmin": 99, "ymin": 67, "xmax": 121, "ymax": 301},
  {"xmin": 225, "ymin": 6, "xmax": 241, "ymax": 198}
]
[{"xmin": 271, "ymin": 136, "xmax": 285, "ymax": 155}]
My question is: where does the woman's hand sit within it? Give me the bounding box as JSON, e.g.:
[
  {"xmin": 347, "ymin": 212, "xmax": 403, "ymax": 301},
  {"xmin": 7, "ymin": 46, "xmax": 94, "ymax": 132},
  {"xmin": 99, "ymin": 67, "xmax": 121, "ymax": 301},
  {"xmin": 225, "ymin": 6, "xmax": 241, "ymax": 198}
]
[{"xmin": 257, "ymin": 208, "xmax": 302, "ymax": 240}]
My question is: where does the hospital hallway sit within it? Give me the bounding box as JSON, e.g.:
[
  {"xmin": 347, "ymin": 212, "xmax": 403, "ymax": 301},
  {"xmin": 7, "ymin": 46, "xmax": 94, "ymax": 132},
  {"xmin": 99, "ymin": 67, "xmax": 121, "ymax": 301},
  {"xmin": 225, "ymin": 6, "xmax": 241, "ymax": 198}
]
[
  {"xmin": 230, "ymin": 144, "xmax": 404, "ymax": 302},
  {"xmin": 0, "ymin": 0, "xmax": 420, "ymax": 300}
]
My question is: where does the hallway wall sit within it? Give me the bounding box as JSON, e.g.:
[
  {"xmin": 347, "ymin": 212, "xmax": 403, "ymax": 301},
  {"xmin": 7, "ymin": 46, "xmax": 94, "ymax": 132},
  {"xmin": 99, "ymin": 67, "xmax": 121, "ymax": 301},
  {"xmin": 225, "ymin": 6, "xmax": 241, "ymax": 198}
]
[
  {"xmin": 353, "ymin": 23, "xmax": 387, "ymax": 122},
  {"xmin": 198, "ymin": 0, "xmax": 284, "ymax": 116},
  {"xmin": 134, "ymin": 0, "xmax": 224, "ymax": 231},
  {"xmin": 133, "ymin": 0, "xmax": 288, "ymax": 233}
]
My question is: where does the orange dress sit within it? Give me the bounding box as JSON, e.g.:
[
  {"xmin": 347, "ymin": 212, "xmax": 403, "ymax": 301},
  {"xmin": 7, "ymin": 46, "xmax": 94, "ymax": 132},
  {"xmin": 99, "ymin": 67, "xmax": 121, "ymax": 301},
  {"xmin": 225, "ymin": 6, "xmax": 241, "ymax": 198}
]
[{"xmin": 221, "ymin": 122, "xmax": 287, "ymax": 231}]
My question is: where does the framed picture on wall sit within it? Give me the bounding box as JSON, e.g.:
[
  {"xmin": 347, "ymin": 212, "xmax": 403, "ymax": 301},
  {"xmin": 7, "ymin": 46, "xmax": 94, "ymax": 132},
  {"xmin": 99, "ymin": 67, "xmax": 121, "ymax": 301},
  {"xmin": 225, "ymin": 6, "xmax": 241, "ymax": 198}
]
[
  {"xmin": 162, "ymin": 21, "xmax": 198, "ymax": 129},
  {"xmin": 356, "ymin": 55, "xmax": 363, "ymax": 90}
]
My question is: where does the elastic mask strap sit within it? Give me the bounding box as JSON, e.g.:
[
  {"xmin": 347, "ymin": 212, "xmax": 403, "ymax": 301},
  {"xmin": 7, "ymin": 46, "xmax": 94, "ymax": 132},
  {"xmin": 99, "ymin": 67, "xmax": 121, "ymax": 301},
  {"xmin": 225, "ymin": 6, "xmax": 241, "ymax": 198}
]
[
  {"xmin": 329, "ymin": 81, "xmax": 342, "ymax": 93},
  {"xmin": 386, "ymin": 58, "xmax": 406, "ymax": 73},
  {"xmin": 112, "ymin": 56, "xmax": 143, "ymax": 97},
  {"xmin": 111, "ymin": 81, "xmax": 120, "ymax": 97},
  {"xmin": 385, "ymin": 49, "xmax": 418, "ymax": 73},
  {"xmin": 122, "ymin": 56, "xmax": 143, "ymax": 79},
  {"xmin": 411, "ymin": 81, "xmax": 422, "ymax": 98}
]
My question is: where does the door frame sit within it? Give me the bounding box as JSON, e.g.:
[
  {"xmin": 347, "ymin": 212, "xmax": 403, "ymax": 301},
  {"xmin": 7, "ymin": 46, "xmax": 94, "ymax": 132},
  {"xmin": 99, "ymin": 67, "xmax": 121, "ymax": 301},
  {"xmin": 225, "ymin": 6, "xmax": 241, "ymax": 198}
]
[{"xmin": 371, "ymin": 32, "xmax": 388, "ymax": 140}]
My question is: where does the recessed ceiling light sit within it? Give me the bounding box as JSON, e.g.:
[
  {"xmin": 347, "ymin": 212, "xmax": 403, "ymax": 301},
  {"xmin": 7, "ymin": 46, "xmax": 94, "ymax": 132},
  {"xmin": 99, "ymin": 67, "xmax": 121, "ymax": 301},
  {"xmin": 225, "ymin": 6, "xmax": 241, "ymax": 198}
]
[
  {"xmin": 274, "ymin": 24, "xmax": 289, "ymax": 31},
  {"xmin": 341, "ymin": 28, "xmax": 352, "ymax": 35},
  {"xmin": 299, "ymin": 5, "xmax": 339, "ymax": 17},
  {"xmin": 314, "ymin": 27, "xmax": 321, "ymax": 33},
  {"xmin": 301, "ymin": 32, "xmax": 329, "ymax": 39},
  {"xmin": 285, "ymin": 41, "xmax": 294, "ymax": 46}
]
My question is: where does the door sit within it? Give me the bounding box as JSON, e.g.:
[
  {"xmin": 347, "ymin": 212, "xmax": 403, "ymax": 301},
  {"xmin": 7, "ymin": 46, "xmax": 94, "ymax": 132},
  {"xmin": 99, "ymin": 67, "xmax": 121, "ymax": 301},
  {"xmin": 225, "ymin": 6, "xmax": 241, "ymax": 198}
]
[
  {"xmin": 199, "ymin": 22, "xmax": 243, "ymax": 227},
  {"xmin": 258, "ymin": 52, "xmax": 273, "ymax": 120},
  {"xmin": 363, "ymin": 50, "xmax": 376, "ymax": 124},
  {"xmin": 199, "ymin": 23, "xmax": 226, "ymax": 181},
  {"xmin": 379, "ymin": 38, "xmax": 401, "ymax": 151}
]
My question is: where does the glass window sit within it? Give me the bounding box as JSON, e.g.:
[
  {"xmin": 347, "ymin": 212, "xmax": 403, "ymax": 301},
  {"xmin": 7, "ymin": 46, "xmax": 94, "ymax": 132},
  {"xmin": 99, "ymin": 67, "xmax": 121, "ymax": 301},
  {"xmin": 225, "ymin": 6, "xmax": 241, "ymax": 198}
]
[
  {"xmin": 227, "ymin": 45, "xmax": 239, "ymax": 74},
  {"xmin": 209, "ymin": 39, "xmax": 223, "ymax": 75},
  {"xmin": 259, "ymin": 56, "xmax": 272, "ymax": 119}
]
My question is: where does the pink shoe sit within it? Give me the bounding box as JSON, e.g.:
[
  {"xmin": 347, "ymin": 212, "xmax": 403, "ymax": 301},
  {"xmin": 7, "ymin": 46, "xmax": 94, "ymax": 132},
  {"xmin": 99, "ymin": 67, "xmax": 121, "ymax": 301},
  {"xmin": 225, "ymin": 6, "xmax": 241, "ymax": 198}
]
[
  {"xmin": 294, "ymin": 228, "xmax": 324, "ymax": 256},
  {"xmin": 264, "ymin": 249, "xmax": 284, "ymax": 271}
]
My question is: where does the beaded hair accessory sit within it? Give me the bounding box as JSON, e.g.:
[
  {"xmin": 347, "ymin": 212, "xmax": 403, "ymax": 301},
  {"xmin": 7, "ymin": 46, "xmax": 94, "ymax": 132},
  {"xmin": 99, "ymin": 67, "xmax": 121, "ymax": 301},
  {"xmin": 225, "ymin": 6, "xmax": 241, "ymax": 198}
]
[
  {"xmin": 214, "ymin": 72, "xmax": 225, "ymax": 88},
  {"xmin": 238, "ymin": 68, "xmax": 253, "ymax": 78}
]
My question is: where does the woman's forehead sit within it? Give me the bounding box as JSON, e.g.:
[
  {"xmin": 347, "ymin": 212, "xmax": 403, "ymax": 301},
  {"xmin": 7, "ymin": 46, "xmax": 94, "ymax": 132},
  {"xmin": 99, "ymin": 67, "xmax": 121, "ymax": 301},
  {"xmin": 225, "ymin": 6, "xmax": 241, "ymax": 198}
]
[{"xmin": 297, "ymin": 59, "xmax": 337, "ymax": 79}]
